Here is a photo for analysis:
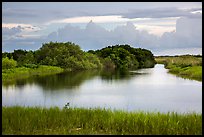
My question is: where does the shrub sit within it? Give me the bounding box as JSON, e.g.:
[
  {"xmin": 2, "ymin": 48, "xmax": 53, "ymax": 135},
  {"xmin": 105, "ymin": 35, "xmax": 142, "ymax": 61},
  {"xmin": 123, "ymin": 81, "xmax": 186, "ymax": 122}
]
[{"xmin": 2, "ymin": 57, "xmax": 17, "ymax": 69}]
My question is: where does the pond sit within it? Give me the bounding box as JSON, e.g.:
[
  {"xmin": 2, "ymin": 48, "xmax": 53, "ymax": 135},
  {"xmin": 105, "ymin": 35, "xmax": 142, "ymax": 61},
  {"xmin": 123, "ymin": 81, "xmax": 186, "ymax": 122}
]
[{"xmin": 2, "ymin": 64, "xmax": 202, "ymax": 113}]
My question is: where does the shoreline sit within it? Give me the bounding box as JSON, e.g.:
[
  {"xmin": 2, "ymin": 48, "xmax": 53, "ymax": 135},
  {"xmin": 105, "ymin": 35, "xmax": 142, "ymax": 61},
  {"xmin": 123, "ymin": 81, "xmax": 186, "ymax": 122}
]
[
  {"xmin": 2, "ymin": 65, "xmax": 64, "ymax": 84},
  {"xmin": 155, "ymin": 56, "xmax": 202, "ymax": 82}
]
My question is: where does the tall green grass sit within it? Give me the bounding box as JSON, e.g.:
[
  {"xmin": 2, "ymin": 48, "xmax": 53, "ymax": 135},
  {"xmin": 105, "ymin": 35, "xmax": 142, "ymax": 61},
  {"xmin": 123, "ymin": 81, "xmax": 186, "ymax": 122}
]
[
  {"xmin": 155, "ymin": 55, "xmax": 202, "ymax": 81},
  {"xmin": 2, "ymin": 106, "xmax": 202, "ymax": 135},
  {"xmin": 2, "ymin": 65, "xmax": 64, "ymax": 84}
]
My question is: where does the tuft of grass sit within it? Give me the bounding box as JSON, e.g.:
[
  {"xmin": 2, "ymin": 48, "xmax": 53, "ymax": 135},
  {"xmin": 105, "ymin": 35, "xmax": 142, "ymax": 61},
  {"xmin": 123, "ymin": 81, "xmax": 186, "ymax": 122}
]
[{"xmin": 2, "ymin": 106, "xmax": 202, "ymax": 135}]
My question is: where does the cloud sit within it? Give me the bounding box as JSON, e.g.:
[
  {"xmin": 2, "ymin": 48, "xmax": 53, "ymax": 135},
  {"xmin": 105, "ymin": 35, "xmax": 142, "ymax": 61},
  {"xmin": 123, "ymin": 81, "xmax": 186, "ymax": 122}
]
[
  {"xmin": 3, "ymin": 2, "xmax": 201, "ymax": 25},
  {"xmin": 2, "ymin": 24, "xmax": 44, "ymax": 52},
  {"xmin": 176, "ymin": 17, "xmax": 202, "ymax": 38},
  {"xmin": 2, "ymin": 16, "xmax": 202, "ymax": 56},
  {"xmin": 44, "ymin": 16, "xmax": 203, "ymax": 55},
  {"xmin": 2, "ymin": 24, "xmax": 42, "ymax": 42},
  {"xmin": 159, "ymin": 17, "xmax": 202, "ymax": 50},
  {"xmin": 3, "ymin": 4, "xmax": 112, "ymax": 24},
  {"xmin": 46, "ymin": 15, "xmax": 201, "ymax": 51},
  {"xmin": 2, "ymin": 2, "xmax": 202, "ymax": 55},
  {"xmin": 46, "ymin": 21, "xmax": 159, "ymax": 51},
  {"xmin": 121, "ymin": 7, "xmax": 202, "ymax": 19},
  {"xmin": 2, "ymin": 26, "xmax": 22, "ymax": 36},
  {"xmin": 46, "ymin": 15, "xmax": 129, "ymax": 25}
]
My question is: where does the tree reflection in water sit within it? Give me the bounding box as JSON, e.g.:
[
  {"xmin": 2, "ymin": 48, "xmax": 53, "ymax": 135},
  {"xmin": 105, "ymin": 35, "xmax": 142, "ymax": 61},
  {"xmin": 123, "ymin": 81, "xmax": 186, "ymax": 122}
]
[{"xmin": 2, "ymin": 69, "xmax": 144, "ymax": 91}]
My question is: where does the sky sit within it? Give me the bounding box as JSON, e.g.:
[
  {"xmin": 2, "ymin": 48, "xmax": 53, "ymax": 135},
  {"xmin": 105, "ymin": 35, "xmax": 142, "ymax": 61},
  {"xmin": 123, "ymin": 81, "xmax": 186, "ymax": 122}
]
[{"xmin": 2, "ymin": 2, "xmax": 202, "ymax": 56}]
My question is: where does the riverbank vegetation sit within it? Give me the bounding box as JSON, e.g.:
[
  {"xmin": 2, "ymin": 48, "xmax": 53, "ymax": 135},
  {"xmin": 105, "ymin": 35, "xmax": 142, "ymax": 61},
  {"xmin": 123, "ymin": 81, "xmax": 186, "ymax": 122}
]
[
  {"xmin": 2, "ymin": 106, "xmax": 202, "ymax": 135},
  {"xmin": 2, "ymin": 64, "xmax": 64, "ymax": 84},
  {"xmin": 2, "ymin": 42, "xmax": 156, "ymax": 83},
  {"xmin": 155, "ymin": 55, "xmax": 202, "ymax": 81}
]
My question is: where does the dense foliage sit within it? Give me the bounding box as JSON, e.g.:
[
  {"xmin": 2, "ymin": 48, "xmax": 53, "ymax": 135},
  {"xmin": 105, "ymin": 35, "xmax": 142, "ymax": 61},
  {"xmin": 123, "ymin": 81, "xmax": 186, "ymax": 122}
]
[
  {"xmin": 89, "ymin": 44, "xmax": 156, "ymax": 69},
  {"xmin": 34, "ymin": 42, "xmax": 102, "ymax": 70},
  {"xmin": 2, "ymin": 42, "xmax": 102, "ymax": 71},
  {"xmin": 2, "ymin": 42, "xmax": 155, "ymax": 71}
]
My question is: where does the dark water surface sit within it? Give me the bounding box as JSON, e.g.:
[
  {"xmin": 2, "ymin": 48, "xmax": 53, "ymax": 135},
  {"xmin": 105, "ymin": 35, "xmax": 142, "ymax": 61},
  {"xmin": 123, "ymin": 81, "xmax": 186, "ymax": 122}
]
[{"xmin": 2, "ymin": 64, "xmax": 202, "ymax": 113}]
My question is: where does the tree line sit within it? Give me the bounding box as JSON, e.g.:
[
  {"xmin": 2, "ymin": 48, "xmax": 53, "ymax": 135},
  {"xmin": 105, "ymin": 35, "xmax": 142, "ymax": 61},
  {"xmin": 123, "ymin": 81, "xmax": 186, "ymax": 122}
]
[
  {"xmin": 2, "ymin": 42, "xmax": 156, "ymax": 70},
  {"xmin": 88, "ymin": 44, "xmax": 156, "ymax": 69}
]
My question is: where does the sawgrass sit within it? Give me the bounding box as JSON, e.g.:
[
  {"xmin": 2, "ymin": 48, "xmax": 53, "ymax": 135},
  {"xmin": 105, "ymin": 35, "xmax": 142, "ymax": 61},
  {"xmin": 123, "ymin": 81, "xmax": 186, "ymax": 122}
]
[{"xmin": 2, "ymin": 106, "xmax": 202, "ymax": 135}]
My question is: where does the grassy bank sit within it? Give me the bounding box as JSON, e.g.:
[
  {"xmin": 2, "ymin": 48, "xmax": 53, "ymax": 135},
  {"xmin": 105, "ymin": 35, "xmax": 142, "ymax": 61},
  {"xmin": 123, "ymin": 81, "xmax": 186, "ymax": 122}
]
[
  {"xmin": 2, "ymin": 65, "xmax": 64, "ymax": 84},
  {"xmin": 155, "ymin": 55, "xmax": 202, "ymax": 81},
  {"xmin": 2, "ymin": 106, "xmax": 202, "ymax": 135}
]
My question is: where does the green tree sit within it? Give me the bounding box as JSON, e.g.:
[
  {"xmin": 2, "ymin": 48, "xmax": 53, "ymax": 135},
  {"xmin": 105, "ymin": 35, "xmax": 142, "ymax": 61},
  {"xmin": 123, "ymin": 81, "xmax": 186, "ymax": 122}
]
[
  {"xmin": 35, "ymin": 41, "xmax": 102, "ymax": 70},
  {"xmin": 23, "ymin": 51, "xmax": 35, "ymax": 64},
  {"xmin": 92, "ymin": 44, "xmax": 155, "ymax": 69}
]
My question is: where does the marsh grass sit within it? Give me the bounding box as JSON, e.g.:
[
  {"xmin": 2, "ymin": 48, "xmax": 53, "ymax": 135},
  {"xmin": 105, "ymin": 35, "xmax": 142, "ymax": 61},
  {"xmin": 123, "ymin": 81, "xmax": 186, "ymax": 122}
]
[
  {"xmin": 2, "ymin": 65, "xmax": 64, "ymax": 84},
  {"xmin": 155, "ymin": 55, "xmax": 202, "ymax": 81},
  {"xmin": 2, "ymin": 106, "xmax": 202, "ymax": 135}
]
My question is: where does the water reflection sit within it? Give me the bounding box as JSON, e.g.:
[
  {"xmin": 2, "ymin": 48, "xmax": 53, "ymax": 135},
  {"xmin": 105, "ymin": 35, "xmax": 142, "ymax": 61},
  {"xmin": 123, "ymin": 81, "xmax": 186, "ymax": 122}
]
[
  {"xmin": 100, "ymin": 68, "xmax": 145, "ymax": 82},
  {"xmin": 2, "ymin": 64, "xmax": 202, "ymax": 113},
  {"xmin": 3, "ymin": 69, "xmax": 139, "ymax": 91}
]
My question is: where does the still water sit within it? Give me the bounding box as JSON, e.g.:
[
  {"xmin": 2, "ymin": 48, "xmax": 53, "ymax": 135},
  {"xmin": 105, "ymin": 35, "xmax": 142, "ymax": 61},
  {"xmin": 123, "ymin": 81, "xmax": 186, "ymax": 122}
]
[{"xmin": 2, "ymin": 64, "xmax": 202, "ymax": 113}]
